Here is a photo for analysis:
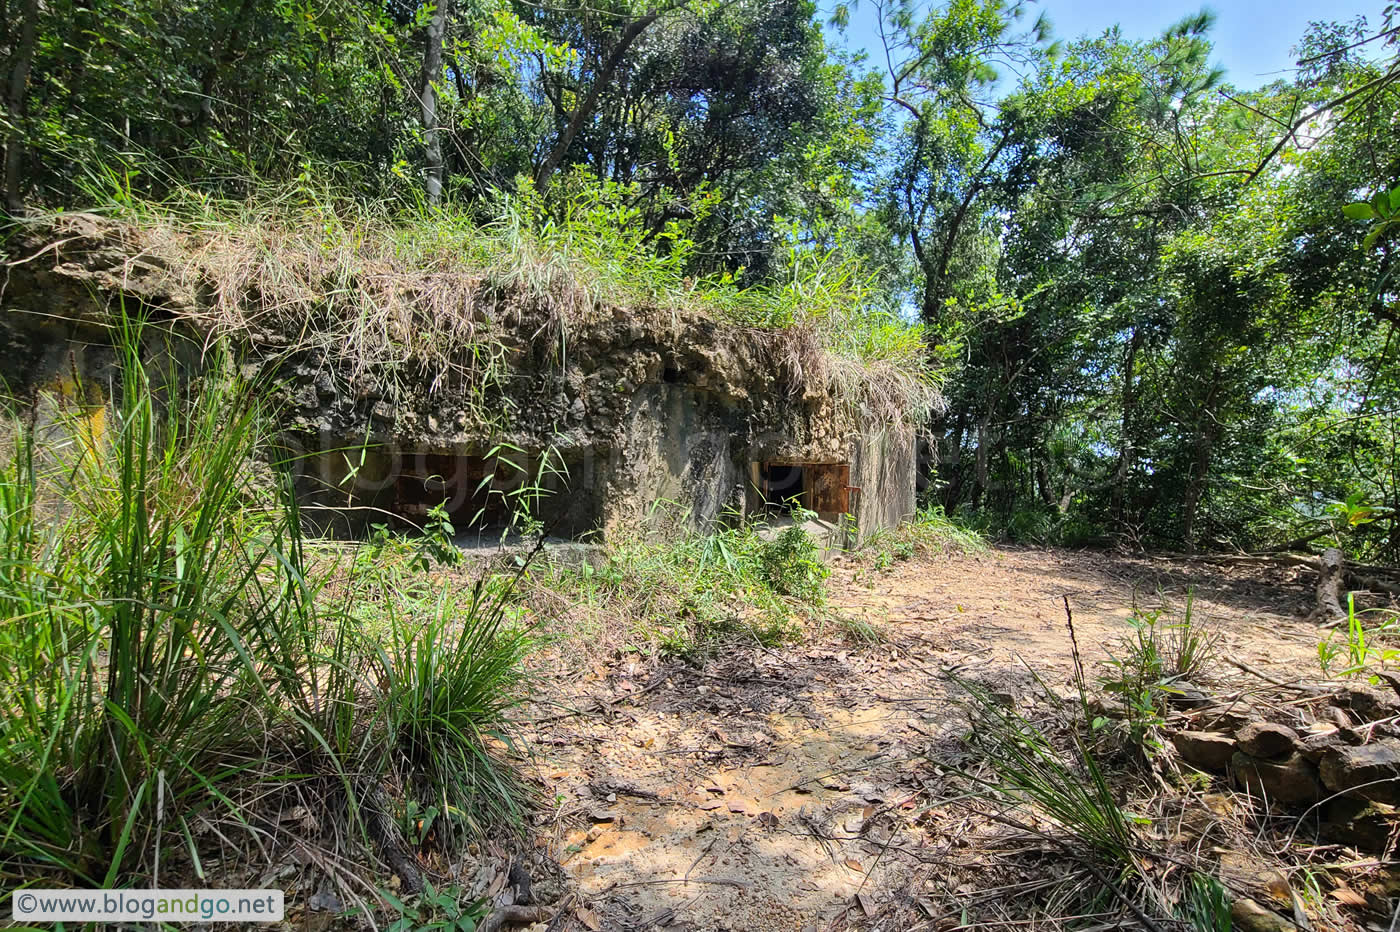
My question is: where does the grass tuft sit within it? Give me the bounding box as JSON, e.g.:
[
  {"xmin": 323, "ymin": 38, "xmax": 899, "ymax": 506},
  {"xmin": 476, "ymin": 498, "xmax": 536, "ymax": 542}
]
[
  {"xmin": 0, "ymin": 318, "xmax": 529, "ymax": 890},
  {"xmin": 527, "ymin": 504, "xmax": 833, "ymax": 656}
]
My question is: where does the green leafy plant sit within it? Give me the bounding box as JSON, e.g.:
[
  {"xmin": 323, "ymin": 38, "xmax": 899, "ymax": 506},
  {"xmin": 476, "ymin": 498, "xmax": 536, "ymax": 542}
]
[
  {"xmin": 1343, "ymin": 182, "xmax": 1400, "ymax": 257},
  {"xmin": 1317, "ymin": 594, "xmax": 1400, "ymax": 678},
  {"xmin": 962, "ymin": 679, "xmax": 1140, "ymax": 866},
  {"xmin": 416, "ymin": 500, "xmax": 463, "ymax": 570},
  {"xmin": 1099, "ymin": 594, "xmax": 1217, "ymax": 754},
  {"xmin": 861, "ymin": 505, "xmax": 986, "ymax": 570},
  {"xmin": 378, "ymin": 880, "xmax": 486, "ymax": 932},
  {"xmin": 757, "ymin": 524, "xmax": 830, "ymax": 603},
  {"xmin": 954, "ymin": 620, "xmax": 1218, "ymax": 928},
  {"xmin": 1176, "ymin": 872, "xmax": 1232, "ymax": 932}
]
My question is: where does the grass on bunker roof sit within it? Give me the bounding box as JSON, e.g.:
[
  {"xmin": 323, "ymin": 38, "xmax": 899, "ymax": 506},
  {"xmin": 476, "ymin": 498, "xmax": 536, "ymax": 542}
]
[{"xmin": 15, "ymin": 178, "xmax": 942, "ymax": 425}]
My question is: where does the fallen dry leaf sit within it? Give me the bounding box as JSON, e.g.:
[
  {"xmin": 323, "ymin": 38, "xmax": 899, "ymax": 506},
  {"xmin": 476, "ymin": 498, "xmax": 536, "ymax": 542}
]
[{"xmin": 575, "ymin": 906, "xmax": 602, "ymax": 931}]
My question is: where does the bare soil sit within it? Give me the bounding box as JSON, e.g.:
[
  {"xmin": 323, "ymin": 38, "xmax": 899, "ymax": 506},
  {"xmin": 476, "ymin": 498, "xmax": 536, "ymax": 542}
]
[{"xmin": 513, "ymin": 546, "xmax": 1335, "ymax": 931}]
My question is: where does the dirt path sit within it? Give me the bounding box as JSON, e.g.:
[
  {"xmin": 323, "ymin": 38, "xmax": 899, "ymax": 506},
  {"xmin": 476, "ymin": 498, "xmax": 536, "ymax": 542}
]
[{"xmin": 515, "ymin": 547, "xmax": 1327, "ymax": 931}]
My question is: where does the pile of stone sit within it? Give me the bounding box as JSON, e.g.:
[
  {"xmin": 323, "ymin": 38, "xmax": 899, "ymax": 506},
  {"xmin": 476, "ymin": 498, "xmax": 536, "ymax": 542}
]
[{"xmin": 1167, "ymin": 683, "xmax": 1400, "ymax": 854}]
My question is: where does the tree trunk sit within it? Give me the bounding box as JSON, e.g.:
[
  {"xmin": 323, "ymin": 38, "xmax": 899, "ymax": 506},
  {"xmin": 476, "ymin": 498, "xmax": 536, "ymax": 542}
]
[
  {"xmin": 193, "ymin": 0, "xmax": 257, "ymax": 135},
  {"xmin": 4, "ymin": 0, "xmax": 39, "ymax": 214},
  {"xmin": 1309, "ymin": 548, "xmax": 1347, "ymax": 624},
  {"xmin": 970, "ymin": 415, "xmax": 990, "ymax": 509},
  {"xmin": 1111, "ymin": 327, "xmax": 1142, "ymax": 523},
  {"xmin": 420, "ymin": 0, "xmax": 449, "ymax": 206},
  {"xmin": 535, "ymin": 9, "xmax": 662, "ymax": 190},
  {"xmin": 920, "ymin": 128, "xmax": 1013, "ymax": 324},
  {"xmin": 1181, "ymin": 368, "xmax": 1222, "ymax": 553}
]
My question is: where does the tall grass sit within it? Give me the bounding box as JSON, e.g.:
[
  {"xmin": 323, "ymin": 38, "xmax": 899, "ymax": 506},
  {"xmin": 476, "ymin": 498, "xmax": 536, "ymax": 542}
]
[
  {"xmin": 0, "ymin": 330, "xmax": 318, "ymax": 880},
  {"xmin": 0, "ymin": 322, "xmax": 529, "ymax": 888},
  {"xmin": 375, "ymin": 573, "xmax": 532, "ymax": 839}
]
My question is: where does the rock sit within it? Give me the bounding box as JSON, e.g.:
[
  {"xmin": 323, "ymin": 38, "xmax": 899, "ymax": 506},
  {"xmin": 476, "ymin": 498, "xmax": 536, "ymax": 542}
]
[
  {"xmin": 1231, "ymin": 752, "xmax": 1320, "ymax": 806},
  {"xmin": 1235, "ymin": 721, "xmax": 1299, "ymax": 760},
  {"xmin": 1337, "ymin": 684, "xmax": 1400, "ymax": 722},
  {"xmin": 1295, "ymin": 727, "xmax": 1347, "ymax": 763},
  {"xmin": 1088, "ymin": 695, "xmax": 1126, "ymax": 719},
  {"xmin": 1319, "ymin": 740, "xmax": 1400, "ymax": 804},
  {"xmin": 1164, "ymin": 680, "xmax": 1211, "ymax": 708},
  {"xmin": 1187, "ymin": 702, "xmax": 1257, "ymax": 734},
  {"xmin": 1173, "ymin": 730, "xmax": 1237, "ymax": 772},
  {"xmin": 1319, "ymin": 797, "xmax": 1400, "ymax": 854},
  {"xmin": 1230, "ymin": 897, "xmax": 1298, "ymax": 931}
]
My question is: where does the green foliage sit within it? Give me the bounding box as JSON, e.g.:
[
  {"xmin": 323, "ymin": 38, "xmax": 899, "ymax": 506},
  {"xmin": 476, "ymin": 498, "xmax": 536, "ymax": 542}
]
[
  {"xmin": 417, "ymin": 501, "xmax": 463, "ymax": 571},
  {"xmin": 533, "ymin": 505, "xmax": 837, "ymax": 655},
  {"xmin": 0, "ymin": 322, "xmax": 529, "ymax": 886},
  {"xmin": 1317, "ymin": 594, "xmax": 1400, "ymax": 678},
  {"xmin": 863, "ymin": 505, "xmax": 987, "ymax": 569},
  {"xmin": 0, "ymin": 333, "xmax": 324, "ymax": 880},
  {"xmin": 957, "ymin": 637, "xmax": 1233, "ymax": 926},
  {"xmin": 376, "ymin": 577, "xmax": 531, "ymax": 839},
  {"xmin": 377, "ymin": 880, "xmax": 487, "ymax": 932},
  {"xmin": 1177, "ymin": 873, "xmax": 1232, "ymax": 932},
  {"xmin": 757, "ymin": 525, "xmax": 830, "ymax": 603},
  {"xmin": 958, "ymin": 675, "xmax": 1143, "ymax": 888},
  {"xmin": 1099, "ymin": 595, "xmax": 1217, "ymax": 755}
]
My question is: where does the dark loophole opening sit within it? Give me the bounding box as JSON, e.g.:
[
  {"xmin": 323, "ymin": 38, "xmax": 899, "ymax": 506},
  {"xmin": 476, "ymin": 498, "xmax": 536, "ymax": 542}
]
[
  {"xmin": 757, "ymin": 461, "xmax": 852, "ymax": 517},
  {"xmin": 392, "ymin": 453, "xmax": 506, "ymax": 526}
]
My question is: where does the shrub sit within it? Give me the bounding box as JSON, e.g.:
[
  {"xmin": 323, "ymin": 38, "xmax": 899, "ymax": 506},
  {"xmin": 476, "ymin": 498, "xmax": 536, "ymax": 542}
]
[
  {"xmin": 530, "ymin": 504, "xmax": 831, "ymax": 655},
  {"xmin": 1099, "ymin": 593, "xmax": 1218, "ymax": 755},
  {"xmin": 757, "ymin": 526, "xmax": 829, "ymax": 602},
  {"xmin": 862, "ymin": 505, "xmax": 986, "ymax": 568},
  {"xmin": 376, "ymin": 577, "xmax": 532, "ymax": 840}
]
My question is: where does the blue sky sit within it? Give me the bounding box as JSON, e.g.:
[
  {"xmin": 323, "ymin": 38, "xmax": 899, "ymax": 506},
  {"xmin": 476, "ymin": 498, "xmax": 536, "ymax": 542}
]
[{"xmin": 831, "ymin": 0, "xmax": 1388, "ymax": 90}]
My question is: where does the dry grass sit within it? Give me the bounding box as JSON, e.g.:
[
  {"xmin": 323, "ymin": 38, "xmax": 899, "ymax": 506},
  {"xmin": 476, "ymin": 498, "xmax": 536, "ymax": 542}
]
[{"xmin": 10, "ymin": 184, "xmax": 941, "ymax": 424}]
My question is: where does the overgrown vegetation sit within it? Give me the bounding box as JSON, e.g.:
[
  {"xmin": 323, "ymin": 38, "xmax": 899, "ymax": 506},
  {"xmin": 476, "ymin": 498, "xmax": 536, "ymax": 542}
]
[
  {"xmin": 526, "ymin": 503, "xmax": 837, "ymax": 657},
  {"xmin": 952, "ymin": 607, "xmax": 1229, "ymax": 929},
  {"xmin": 26, "ymin": 173, "xmax": 939, "ymax": 424},
  {"xmin": 0, "ymin": 326, "xmax": 528, "ymax": 893},
  {"xmin": 5, "ymin": 0, "xmax": 1398, "ymax": 557},
  {"xmin": 860, "ymin": 504, "xmax": 987, "ymax": 570},
  {"xmin": 1317, "ymin": 594, "xmax": 1400, "ymax": 678}
]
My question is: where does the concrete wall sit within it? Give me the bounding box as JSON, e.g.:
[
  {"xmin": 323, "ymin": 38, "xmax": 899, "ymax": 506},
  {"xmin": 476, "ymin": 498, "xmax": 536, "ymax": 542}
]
[{"xmin": 851, "ymin": 424, "xmax": 917, "ymax": 542}]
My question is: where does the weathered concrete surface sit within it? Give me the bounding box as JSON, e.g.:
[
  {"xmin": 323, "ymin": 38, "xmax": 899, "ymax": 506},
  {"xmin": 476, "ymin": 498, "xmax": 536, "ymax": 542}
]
[{"xmin": 3, "ymin": 215, "xmax": 921, "ymax": 541}]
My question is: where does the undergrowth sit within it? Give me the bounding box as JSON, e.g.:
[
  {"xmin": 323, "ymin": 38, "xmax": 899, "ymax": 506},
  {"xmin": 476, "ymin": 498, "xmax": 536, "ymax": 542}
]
[
  {"xmin": 1316, "ymin": 593, "xmax": 1400, "ymax": 679},
  {"xmin": 1098, "ymin": 593, "xmax": 1219, "ymax": 757},
  {"xmin": 861, "ymin": 505, "xmax": 987, "ymax": 570},
  {"xmin": 953, "ymin": 614, "xmax": 1229, "ymax": 930},
  {"xmin": 0, "ymin": 322, "xmax": 529, "ymax": 895},
  {"xmin": 527, "ymin": 504, "xmax": 833, "ymax": 657}
]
